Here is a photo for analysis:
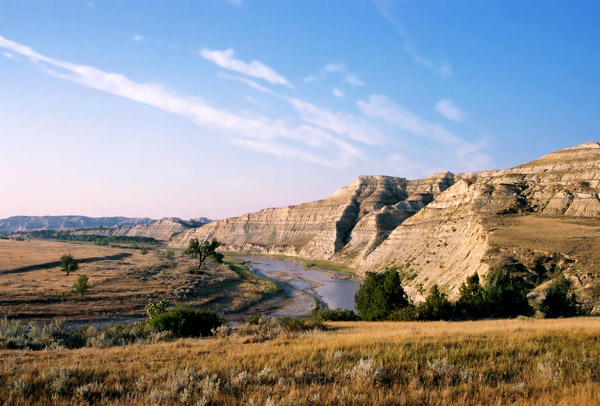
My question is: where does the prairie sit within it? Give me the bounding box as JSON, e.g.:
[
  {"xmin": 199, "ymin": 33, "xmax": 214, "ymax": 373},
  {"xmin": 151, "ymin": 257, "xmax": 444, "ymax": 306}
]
[
  {"xmin": 0, "ymin": 240, "xmax": 279, "ymax": 321},
  {"xmin": 1, "ymin": 317, "xmax": 599, "ymax": 405}
]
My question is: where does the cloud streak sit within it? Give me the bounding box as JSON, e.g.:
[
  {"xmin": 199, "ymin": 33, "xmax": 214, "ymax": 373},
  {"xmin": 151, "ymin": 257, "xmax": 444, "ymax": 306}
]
[
  {"xmin": 0, "ymin": 34, "xmax": 367, "ymax": 168},
  {"xmin": 217, "ymin": 72, "xmax": 272, "ymax": 94},
  {"xmin": 358, "ymin": 94, "xmax": 488, "ymax": 169},
  {"xmin": 372, "ymin": 0, "xmax": 452, "ymax": 78},
  {"xmin": 200, "ymin": 48, "xmax": 292, "ymax": 87},
  {"xmin": 434, "ymin": 99, "xmax": 464, "ymax": 122}
]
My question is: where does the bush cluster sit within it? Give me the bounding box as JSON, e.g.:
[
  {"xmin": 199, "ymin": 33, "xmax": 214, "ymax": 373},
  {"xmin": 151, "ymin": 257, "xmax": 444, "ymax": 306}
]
[
  {"xmin": 149, "ymin": 306, "xmax": 223, "ymax": 338},
  {"xmin": 1, "ymin": 300, "xmax": 225, "ymax": 351},
  {"xmin": 355, "ymin": 267, "xmax": 580, "ymax": 321}
]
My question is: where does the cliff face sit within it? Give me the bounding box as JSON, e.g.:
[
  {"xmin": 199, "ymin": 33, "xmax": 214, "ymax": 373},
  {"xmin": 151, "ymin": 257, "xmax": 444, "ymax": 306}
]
[
  {"xmin": 172, "ymin": 142, "xmax": 600, "ymax": 306},
  {"xmin": 72, "ymin": 218, "xmax": 210, "ymax": 241},
  {"xmin": 171, "ymin": 174, "xmax": 456, "ymax": 257},
  {"xmin": 363, "ymin": 142, "xmax": 600, "ymax": 300}
]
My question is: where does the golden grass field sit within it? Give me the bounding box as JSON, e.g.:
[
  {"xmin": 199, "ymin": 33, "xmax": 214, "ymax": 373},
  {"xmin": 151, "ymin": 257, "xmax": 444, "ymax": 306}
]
[
  {"xmin": 1, "ymin": 317, "xmax": 599, "ymax": 405},
  {"xmin": 0, "ymin": 240, "xmax": 279, "ymax": 321}
]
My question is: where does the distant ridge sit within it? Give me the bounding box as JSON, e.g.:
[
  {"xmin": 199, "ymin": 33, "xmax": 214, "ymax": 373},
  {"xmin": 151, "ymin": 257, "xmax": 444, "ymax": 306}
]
[{"xmin": 0, "ymin": 216, "xmax": 155, "ymax": 233}]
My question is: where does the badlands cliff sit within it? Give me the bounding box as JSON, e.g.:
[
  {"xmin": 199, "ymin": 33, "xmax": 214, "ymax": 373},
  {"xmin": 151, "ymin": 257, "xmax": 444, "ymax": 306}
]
[{"xmin": 172, "ymin": 142, "xmax": 600, "ymax": 305}]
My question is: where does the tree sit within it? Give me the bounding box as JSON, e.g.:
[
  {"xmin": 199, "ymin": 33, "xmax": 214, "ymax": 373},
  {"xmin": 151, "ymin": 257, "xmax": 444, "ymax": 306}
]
[
  {"xmin": 72, "ymin": 274, "xmax": 89, "ymax": 299},
  {"xmin": 185, "ymin": 238, "xmax": 224, "ymax": 272},
  {"xmin": 355, "ymin": 269, "xmax": 410, "ymax": 321},
  {"xmin": 417, "ymin": 284, "xmax": 454, "ymax": 321},
  {"xmin": 483, "ymin": 267, "xmax": 533, "ymax": 318},
  {"xmin": 456, "ymin": 272, "xmax": 487, "ymax": 319},
  {"xmin": 540, "ymin": 271, "xmax": 580, "ymax": 318},
  {"xmin": 60, "ymin": 254, "xmax": 78, "ymax": 276}
]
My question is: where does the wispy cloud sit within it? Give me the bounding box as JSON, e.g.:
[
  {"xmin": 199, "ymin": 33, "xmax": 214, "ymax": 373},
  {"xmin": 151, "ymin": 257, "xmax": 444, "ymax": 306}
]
[
  {"xmin": 434, "ymin": 99, "xmax": 464, "ymax": 122},
  {"xmin": 343, "ymin": 74, "xmax": 364, "ymax": 87},
  {"xmin": 324, "ymin": 63, "xmax": 345, "ymax": 72},
  {"xmin": 0, "ymin": 35, "xmax": 367, "ymax": 168},
  {"xmin": 289, "ymin": 97, "xmax": 384, "ymax": 145},
  {"xmin": 133, "ymin": 35, "xmax": 144, "ymax": 42},
  {"xmin": 358, "ymin": 94, "xmax": 488, "ymax": 169},
  {"xmin": 372, "ymin": 0, "xmax": 452, "ymax": 78},
  {"xmin": 217, "ymin": 72, "xmax": 272, "ymax": 93},
  {"xmin": 226, "ymin": 0, "xmax": 244, "ymax": 6},
  {"xmin": 200, "ymin": 48, "xmax": 292, "ymax": 87},
  {"xmin": 332, "ymin": 88, "xmax": 344, "ymax": 98},
  {"xmin": 307, "ymin": 62, "xmax": 365, "ymax": 87},
  {"xmin": 2, "ymin": 51, "xmax": 12, "ymax": 59}
]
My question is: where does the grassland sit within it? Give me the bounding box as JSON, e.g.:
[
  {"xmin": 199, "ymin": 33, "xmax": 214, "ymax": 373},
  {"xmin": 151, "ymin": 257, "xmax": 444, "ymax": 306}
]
[
  {"xmin": 271, "ymin": 254, "xmax": 355, "ymax": 274},
  {"xmin": 1, "ymin": 317, "xmax": 599, "ymax": 405},
  {"xmin": 0, "ymin": 240, "xmax": 279, "ymax": 322},
  {"xmin": 485, "ymin": 214, "xmax": 600, "ymax": 307}
]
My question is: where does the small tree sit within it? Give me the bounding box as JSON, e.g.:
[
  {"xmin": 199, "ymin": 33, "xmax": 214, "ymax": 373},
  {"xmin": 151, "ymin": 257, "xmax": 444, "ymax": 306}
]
[
  {"xmin": 483, "ymin": 267, "xmax": 533, "ymax": 318},
  {"xmin": 185, "ymin": 238, "xmax": 224, "ymax": 272},
  {"xmin": 72, "ymin": 274, "xmax": 89, "ymax": 299},
  {"xmin": 355, "ymin": 268, "xmax": 410, "ymax": 321},
  {"xmin": 456, "ymin": 272, "xmax": 487, "ymax": 319},
  {"xmin": 60, "ymin": 254, "xmax": 79, "ymax": 276},
  {"xmin": 540, "ymin": 271, "xmax": 580, "ymax": 318},
  {"xmin": 146, "ymin": 298, "xmax": 168, "ymax": 322},
  {"xmin": 417, "ymin": 284, "xmax": 454, "ymax": 321}
]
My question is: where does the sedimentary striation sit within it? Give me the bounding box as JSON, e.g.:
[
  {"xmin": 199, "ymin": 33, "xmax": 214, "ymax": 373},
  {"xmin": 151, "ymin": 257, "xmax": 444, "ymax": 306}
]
[
  {"xmin": 72, "ymin": 218, "xmax": 210, "ymax": 241},
  {"xmin": 171, "ymin": 142, "xmax": 600, "ymax": 306}
]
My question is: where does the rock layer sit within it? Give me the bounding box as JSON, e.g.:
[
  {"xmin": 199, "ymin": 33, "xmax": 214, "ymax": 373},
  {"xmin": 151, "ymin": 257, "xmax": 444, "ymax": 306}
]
[{"xmin": 172, "ymin": 142, "xmax": 600, "ymax": 305}]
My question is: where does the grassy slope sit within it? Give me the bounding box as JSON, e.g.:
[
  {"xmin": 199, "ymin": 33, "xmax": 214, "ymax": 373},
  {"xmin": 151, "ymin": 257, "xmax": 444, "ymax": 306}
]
[
  {"xmin": 485, "ymin": 214, "xmax": 600, "ymax": 307},
  {"xmin": 0, "ymin": 240, "xmax": 279, "ymax": 321},
  {"xmin": 2, "ymin": 318, "xmax": 599, "ymax": 405}
]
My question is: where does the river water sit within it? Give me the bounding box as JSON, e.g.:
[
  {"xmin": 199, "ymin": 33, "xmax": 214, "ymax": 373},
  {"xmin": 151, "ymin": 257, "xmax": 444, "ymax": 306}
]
[{"xmin": 241, "ymin": 256, "xmax": 361, "ymax": 317}]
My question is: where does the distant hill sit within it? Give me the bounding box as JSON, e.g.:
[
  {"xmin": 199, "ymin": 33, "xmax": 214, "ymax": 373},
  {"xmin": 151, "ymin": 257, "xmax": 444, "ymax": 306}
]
[
  {"xmin": 72, "ymin": 218, "xmax": 212, "ymax": 241},
  {"xmin": 0, "ymin": 216, "xmax": 155, "ymax": 232}
]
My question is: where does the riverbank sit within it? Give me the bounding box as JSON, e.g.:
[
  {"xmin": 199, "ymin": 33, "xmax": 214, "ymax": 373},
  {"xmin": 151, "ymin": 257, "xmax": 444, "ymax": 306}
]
[{"xmin": 241, "ymin": 256, "xmax": 361, "ymax": 317}]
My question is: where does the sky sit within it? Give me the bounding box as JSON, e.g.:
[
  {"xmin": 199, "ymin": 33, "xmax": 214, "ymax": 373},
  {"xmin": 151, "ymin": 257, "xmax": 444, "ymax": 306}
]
[{"xmin": 1, "ymin": 0, "xmax": 599, "ymax": 220}]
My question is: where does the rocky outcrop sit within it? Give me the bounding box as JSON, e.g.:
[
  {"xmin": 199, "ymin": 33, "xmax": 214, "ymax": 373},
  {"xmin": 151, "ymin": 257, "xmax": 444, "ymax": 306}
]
[
  {"xmin": 172, "ymin": 142, "xmax": 600, "ymax": 305},
  {"xmin": 362, "ymin": 142, "xmax": 600, "ymax": 299},
  {"xmin": 72, "ymin": 218, "xmax": 210, "ymax": 241},
  {"xmin": 171, "ymin": 174, "xmax": 456, "ymax": 258}
]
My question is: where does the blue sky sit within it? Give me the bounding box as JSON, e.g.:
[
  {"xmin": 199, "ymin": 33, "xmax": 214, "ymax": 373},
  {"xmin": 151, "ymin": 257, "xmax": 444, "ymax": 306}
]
[{"xmin": 1, "ymin": 0, "xmax": 599, "ymax": 219}]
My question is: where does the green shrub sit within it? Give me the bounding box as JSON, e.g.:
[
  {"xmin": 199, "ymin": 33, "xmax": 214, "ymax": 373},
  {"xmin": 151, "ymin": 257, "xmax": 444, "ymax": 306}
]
[
  {"xmin": 483, "ymin": 267, "xmax": 533, "ymax": 318},
  {"xmin": 145, "ymin": 298, "xmax": 168, "ymax": 321},
  {"xmin": 416, "ymin": 284, "xmax": 454, "ymax": 321},
  {"xmin": 149, "ymin": 306, "xmax": 223, "ymax": 337},
  {"xmin": 540, "ymin": 271, "xmax": 580, "ymax": 318},
  {"xmin": 313, "ymin": 308, "xmax": 360, "ymax": 321},
  {"xmin": 456, "ymin": 273, "xmax": 487, "ymax": 319},
  {"xmin": 355, "ymin": 269, "xmax": 410, "ymax": 320}
]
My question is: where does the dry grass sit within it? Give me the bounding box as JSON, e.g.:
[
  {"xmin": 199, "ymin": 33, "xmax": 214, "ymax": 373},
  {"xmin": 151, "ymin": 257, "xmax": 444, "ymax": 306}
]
[
  {"xmin": 0, "ymin": 240, "xmax": 278, "ymax": 321},
  {"xmin": 1, "ymin": 317, "xmax": 599, "ymax": 405},
  {"xmin": 487, "ymin": 215, "xmax": 600, "ymax": 271},
  {"xmin": 485, "ymin": 214, "xmax": 600, "ymax": 307}
]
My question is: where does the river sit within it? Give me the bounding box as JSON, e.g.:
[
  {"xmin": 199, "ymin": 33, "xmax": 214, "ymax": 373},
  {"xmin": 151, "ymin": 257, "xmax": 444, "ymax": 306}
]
[{"xmin": 241, "ymin": 256, "xmax": 361, "ymax": 317}]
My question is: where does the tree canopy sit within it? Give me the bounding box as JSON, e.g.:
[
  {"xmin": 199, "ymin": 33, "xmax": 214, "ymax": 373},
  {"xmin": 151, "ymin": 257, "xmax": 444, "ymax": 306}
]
[
  {"xmin": 185, "ymin": 238, "xmax": 224, "ymax": 272},
  {"xmin": 60, "ymin": 254, "xmax": 78, "ymax": 276}
]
